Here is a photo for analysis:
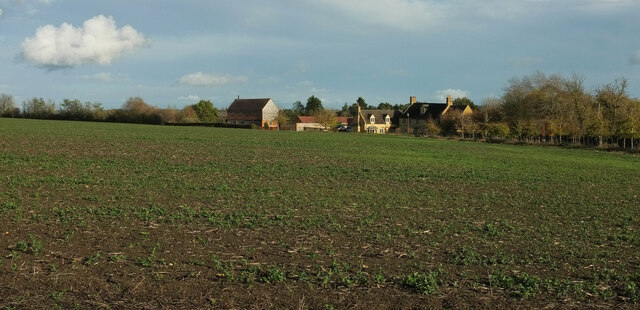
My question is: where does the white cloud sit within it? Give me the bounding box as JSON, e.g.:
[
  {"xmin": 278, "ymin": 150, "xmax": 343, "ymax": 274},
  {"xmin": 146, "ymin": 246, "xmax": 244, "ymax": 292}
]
[
  {"xmin": 631, "ymin": 50, "xmax": 640, "ymax": 65},
  {"xmin": 178, "ymin": 95, "xmax": 201, "ymax": 102},
  {"xmin": 21, "ymin": 15, "xmax": 147, "ymax": 69},
  {"xmin": 80, "ymin": 72, "xmax": 129, "ymax": 83},
  {"xmin": 178, "ymin": 72, "xmax": 248, "ymax": 87},
  {"xmin": 435, "ymin": 89, "xmax": 469, "ymax": 101}
]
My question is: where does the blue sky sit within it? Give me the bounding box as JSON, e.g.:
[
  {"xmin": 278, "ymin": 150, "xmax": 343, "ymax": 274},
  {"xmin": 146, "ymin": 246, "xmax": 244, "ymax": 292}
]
[{"xmin": 1, "ymin": 0, "xmax": 639, "ymax": 110}]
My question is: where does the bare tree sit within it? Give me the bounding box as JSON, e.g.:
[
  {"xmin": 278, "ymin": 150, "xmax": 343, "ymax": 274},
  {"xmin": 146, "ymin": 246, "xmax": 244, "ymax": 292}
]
[
  {"xmin": 0, "ymin": 94, "xmax": 17, "ymax": 117},
  {"xmin": 562, "ymin": 74, "xmax": 592, "ymax": 143},
  {"xmin": 477, "ymin": 97, "xmax": 503, "ymax": 140},
  {"xmin": 22, "ymin": 97, "xmax": 56, "ymax": 119},
  {"xmin": 596, "ymin": 78, "xmax": 629, "ymax": 145}
]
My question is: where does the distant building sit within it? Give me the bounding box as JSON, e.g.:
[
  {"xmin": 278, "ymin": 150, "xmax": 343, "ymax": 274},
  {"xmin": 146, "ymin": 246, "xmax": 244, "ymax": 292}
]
[
  {"xmin": 352, "ymin": 107, "xmax": 401, "ymax": 134},
  {"xmin": 399, "ymin": 96, "xmax": 472, "ymax": 134},
  {"xmin": 226, "ymin": 98, "xmax": 279, "ymax": 128},
  {"xmin": 295, "ymin": 116, "xmax": 351, "ymax": 131}
]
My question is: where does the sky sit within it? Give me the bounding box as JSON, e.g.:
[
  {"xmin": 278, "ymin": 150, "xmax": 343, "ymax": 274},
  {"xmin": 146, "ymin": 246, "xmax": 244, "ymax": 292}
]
[{"xmin": 1, "ymin": 0, "xmax": 640, "ymax": 110}]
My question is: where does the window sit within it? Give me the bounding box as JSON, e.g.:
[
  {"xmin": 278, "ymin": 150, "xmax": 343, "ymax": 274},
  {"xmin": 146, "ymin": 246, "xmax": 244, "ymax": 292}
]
[
  {"xmin": 421, "ymin": 104, "xmax": 429, "ymax": 115},
  {"xmin": 370, "ymin": 116, "xmax": 375, "ymax": 123},
  {"xmin": 411, "ymin": 119, "xmax": 416, "ymax": 125},
  {"xmin": 379, "ymin": 129, "xmax": 384, "ymax": 133},
  {"xmin": 385, "ymin": 116, "xmax": 390, "ymax": 124}
]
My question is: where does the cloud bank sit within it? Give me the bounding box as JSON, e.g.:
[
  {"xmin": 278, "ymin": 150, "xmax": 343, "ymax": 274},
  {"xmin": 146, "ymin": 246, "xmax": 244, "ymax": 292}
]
[
  {"xmin": 21, "ymin": 15, "xmax": 147, "ymax": 69},
  {"xmin": 294, "ymin": 0, "xmax": 444, "ymax": 31},
  {"xmin": 288, "ymin": 0, "xmax": 640, "ymax": 33},
  {"xmin": 179, "ymin": 72, "xmax": 248, "ymax": 87}
]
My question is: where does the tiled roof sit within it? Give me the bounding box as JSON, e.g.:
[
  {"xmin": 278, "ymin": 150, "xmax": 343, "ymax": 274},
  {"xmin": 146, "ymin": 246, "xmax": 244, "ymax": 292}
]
[
  {"xmin": 297, "ymin": 116, "xmax": 317, "ymax": 123},
  {"xmin": 228, "ymin": 98, "xmax": 271, "ymax": 111},
  {"xmin": 361, "ymin": 109, "xmax": 399, "ymax": 125},
  {"xmin": 336, "ymin": 117, "xmax": 352, "ymax": 124}
]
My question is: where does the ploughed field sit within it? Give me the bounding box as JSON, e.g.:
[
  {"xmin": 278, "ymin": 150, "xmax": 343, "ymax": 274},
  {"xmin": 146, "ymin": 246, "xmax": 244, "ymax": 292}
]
[{"xmin": 1, "ymin": 118, "xmax": 639, "ymax": 309}]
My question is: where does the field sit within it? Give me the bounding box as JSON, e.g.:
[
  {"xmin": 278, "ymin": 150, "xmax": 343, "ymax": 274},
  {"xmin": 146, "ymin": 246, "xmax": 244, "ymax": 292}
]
[{"xmin": 1, "ymin": 118, "xmax": 639, "ymax": 309}]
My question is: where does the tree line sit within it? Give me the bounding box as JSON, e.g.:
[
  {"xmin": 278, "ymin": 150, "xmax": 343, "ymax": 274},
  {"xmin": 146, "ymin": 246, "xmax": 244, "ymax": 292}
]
[
  {"xmin": 443, "ymin": 73, "xmax": 640, "ymax": 149},
  {"xmin": 2, "ymin": 72, "xmax": 639, "ymax": 149},
  {"xmin": 273, "ymin": 73, "xmax": 640, "ymax": 150},
  {"xmin": 0, "ymin": 96, "xmax": 219, "ymax": 125}
]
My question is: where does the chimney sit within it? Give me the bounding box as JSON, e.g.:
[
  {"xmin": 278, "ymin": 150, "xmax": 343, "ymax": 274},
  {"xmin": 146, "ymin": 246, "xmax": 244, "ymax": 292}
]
[
  {"xmin": 410, "ymin": 96, "xmax": 417, "ymax": 105},
  {"xmin": 446, "ymin": 95, "xmax": 453, "ymax": 107}
]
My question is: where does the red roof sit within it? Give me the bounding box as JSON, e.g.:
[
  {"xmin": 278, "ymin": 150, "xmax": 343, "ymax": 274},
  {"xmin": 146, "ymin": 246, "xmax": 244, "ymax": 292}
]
[{"xmin": 297, "ymin": 116, "xmax": 317, "ymax": 123}]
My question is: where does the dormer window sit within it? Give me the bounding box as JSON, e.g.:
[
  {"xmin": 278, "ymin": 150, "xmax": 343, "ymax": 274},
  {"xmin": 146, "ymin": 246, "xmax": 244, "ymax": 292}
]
[
  {"xmin": 385, "ymin": 115, "xmax": 390, "ymax": 124},
  {"xmin": 370, "ymin": 115, "xmax": 375, "ymax": 123},
  {"xmin": 421, "ymin": 104, "xmax": 429, "ymax": 115}
]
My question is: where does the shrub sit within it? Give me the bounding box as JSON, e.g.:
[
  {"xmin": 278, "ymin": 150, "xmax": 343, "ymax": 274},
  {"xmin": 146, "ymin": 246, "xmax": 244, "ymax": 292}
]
[
  {"xmin": 402, "ymin": 271, "xmax": 440, "ymax": 294},
  {"xmin": 16, "ymin": 235, "xmax": 43, "ymax": 255}
]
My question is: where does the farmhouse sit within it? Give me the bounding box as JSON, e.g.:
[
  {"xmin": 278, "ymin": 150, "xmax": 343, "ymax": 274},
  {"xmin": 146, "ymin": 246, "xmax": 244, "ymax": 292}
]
[
  {"xmin": 226, "ymin": 98, "xmax": 279, "ymax": 129},
  {"xmin": 353, "ymin": 106, "xmax": 400, "ymax": 134},
  {"xmin": 399, "ymin": 96, "xmax": 472, "ymax": 134},
  {"xmin": 295, "ymin": 116, "xmax": 351, "ymax": 131}
]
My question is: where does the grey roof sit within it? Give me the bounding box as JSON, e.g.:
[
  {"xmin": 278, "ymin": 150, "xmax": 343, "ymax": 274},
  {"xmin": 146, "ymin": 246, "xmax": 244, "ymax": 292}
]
[{"xmin": 401, "ymin": 102, "xmax": 448, "ymax": 120}]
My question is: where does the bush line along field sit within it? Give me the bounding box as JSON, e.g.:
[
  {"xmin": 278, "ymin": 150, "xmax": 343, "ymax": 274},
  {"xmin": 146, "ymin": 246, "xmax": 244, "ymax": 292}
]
[{"xmin": 0, "ymin": 118, "xmax": 639, "ymax": 309}]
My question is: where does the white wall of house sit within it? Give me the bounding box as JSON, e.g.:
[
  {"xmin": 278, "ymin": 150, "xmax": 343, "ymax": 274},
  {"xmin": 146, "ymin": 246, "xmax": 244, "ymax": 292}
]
[
  {"xmin": 296, "ymin": 123, "xmax": 324, "ymax": 131},
  {"xmin": 262, "ymin": 100, "xmax": 279, "ymax": 122}
]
